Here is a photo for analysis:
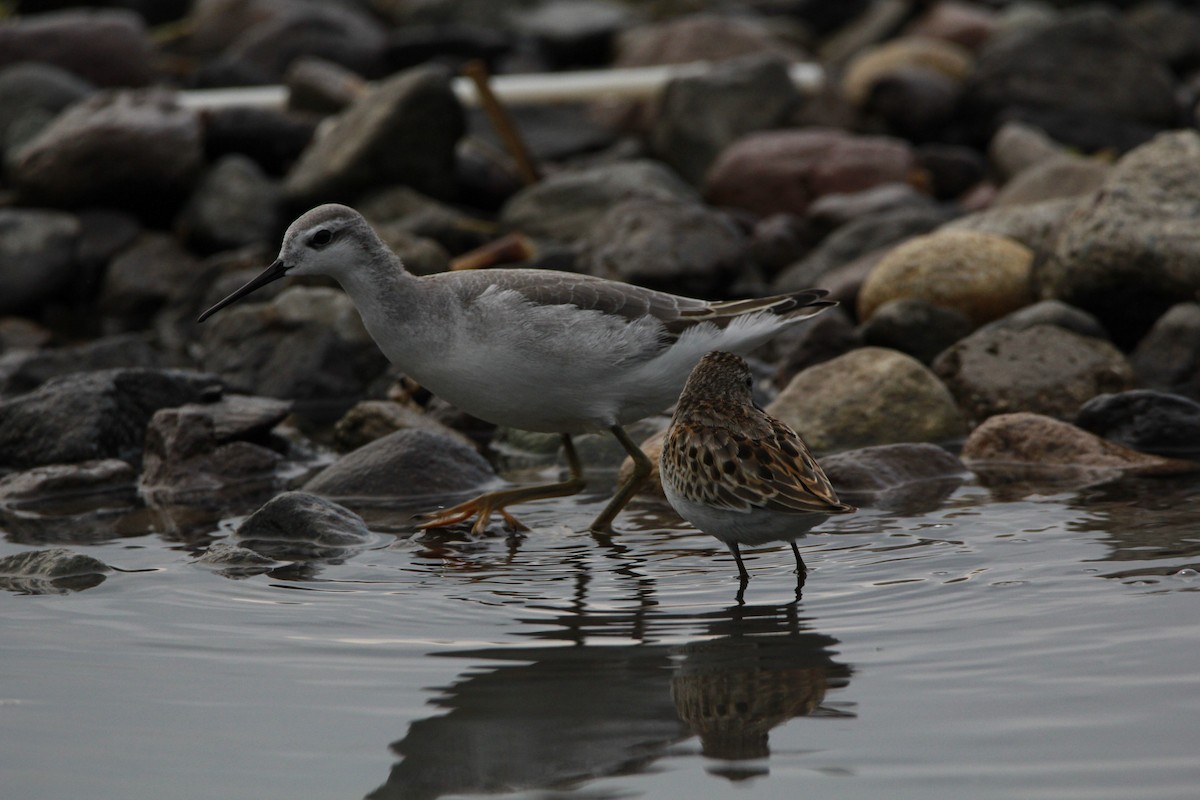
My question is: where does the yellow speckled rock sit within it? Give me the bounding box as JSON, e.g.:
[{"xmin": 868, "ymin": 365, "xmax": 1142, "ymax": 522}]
[{"xmin": 858, "ymin": 229, "xmax": 1034, "ymax": 325}]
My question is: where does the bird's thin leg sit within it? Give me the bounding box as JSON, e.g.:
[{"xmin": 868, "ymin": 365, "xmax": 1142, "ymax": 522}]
[
  {"xmin": 418, "ymin": 434, "xmax": 586, "ymax": 535},
  {"xmin": 790, "ymin": 541, "xmax": 808, "ymax": 574},
  {"xmin": 588, "ymin": 425, "xmax": 651, "ymax": 533},
  {"xmin": 728, "ymin": 542, "xmax": 751, "ymax": 581}
]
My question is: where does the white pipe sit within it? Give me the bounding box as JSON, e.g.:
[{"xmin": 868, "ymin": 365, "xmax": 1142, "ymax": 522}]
[{"xmin": 174, "ymin": 61, "xmax": 825, "ymax": 111}]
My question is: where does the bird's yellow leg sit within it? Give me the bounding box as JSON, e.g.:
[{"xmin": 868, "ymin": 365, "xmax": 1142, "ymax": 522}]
[
  {"xmin": 417, "ymin": 434, "xmax": 586, "ymax": 535},
  {"xmin": 588, "ymin": 425, "xmax": 652, "ymax": 534}
]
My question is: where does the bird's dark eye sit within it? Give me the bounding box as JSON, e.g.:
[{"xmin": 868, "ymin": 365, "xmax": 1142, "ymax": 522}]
[
  {"xmin": 310, "ymin": 229, "xmax": 334, "ymax": 248},
  {"xmin": 744, "ymin": 376, "xmax": 753, "ymax": 389}
]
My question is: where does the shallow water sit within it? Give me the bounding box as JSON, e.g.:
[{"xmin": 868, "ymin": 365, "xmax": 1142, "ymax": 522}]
[{"xmin": 4, "ymin": 467, "xmax": 1200, "ymax": 800}]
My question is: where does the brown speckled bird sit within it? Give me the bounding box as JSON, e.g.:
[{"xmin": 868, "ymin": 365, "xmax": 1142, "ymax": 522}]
[{"xmin": 659, "ymin": 351, "xmax": 855, "ymax": 581}]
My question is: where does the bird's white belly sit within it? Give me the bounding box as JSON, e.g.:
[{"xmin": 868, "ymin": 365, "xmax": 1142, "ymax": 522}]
[{"xmin": 663, "ymin": 483, "xmax": 829, "ymax": 545}]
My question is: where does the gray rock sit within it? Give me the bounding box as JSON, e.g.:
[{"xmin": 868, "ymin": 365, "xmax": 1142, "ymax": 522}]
[
  {"xmin": 976, "ymin": 299, "xmax": 1108, "ymax": 341},
  {"xmin": 768, "ymin": 347, "xmax": 967, "ymax": 453},
  {"xmin": 916, "ymin": 143, "xmax": 987, "ymax": 201},
  {"xmin": 512, "ymin": 0, "xmax": 634, "ymax": 67},
  {"xmin": 178, "ymin": 154, "xmax": 283, "ymax": 254},
  {"xmin": 987, "ymin": 120, "xmax": 1069, "ymax": 181},
  {"xmin": 932, "ymin": 324, "xmax": 1134, "ymax": 424},
  {"xmin": 304, "ymin": 428, "xmax": 496, "ymax": 498},
  {"xmin": 942, "ymin": 197, "xmax": 1078, "ymax": 253},
  {"xmin": 577, "ymin": 198, "xmax": 749, "ymax": 296},
  {"xmin": 0, "ymin": 459, "xmax": 136, "ymax": 504},
  {"xmin": 0, "ymin": 368, "xmax": 222, "ymax": 469},
  {"xmin": 0, "ymin": 208, "xmax": 81, "ymax": 315},
  {"xmin": 806, "ymin": 182, "xmax": 933, "ymax": 233},
  {"xmin": 750, "ymin": 214, "xmax": 815, "ymax": 278},
  {"xmin": 500, "ymin": 159, "xmax": 696, "ymax": 244},
  {"xmin": 12, "ymin": 89, "xmax": 203, "ymax": 214},
  {"xmin": 198, "ymin": 286, "xmax": 390, "ymax": 414},
  {"xmin": 0, "ymin": 333, "xmax": 165, "ymax": 396},
  {"xmin": 859, "ymin": 298, "xmax": 973, "ymax": 365},
  {"xmin": 284, "ymin": 56, "xmax": 367, "ymax": 116},
  {"xmin": 862, "ymin": 65, "xmax": 963, "ymax": 142},
  {"xmin": 1034, "ymin": 130, "xmax": 1200, "ymax": 348},
  {"xmin": 139, "ymin": 395, "xmax": 292, "ymax": 502},
  {"xmin": 359, "ymin": 185, "xmax": 493, "ymax": 256},
  {"xmin": 0, "ymin": 9, "xmax": 154, "ymax": 87},
  {"xmin": 771, "ymin": 307, "xmax": 863, "ymax": 387},
  {"xmin": 773, "ymin": 204, "xmax": 954, "ymax": 292},
  {"xmin": 196, "ymin": 2, "xmax": 387, "ymax": 86},
  {"xmin": 0, "ymin": 547, "xmax": 111, "ymax": 595},
  {"xmin": 99, "ymin": 232, "xmax": 202, "ymax": 326},
  {"xmin": 964, "ymin": 7, "xmax": 1178, "ymax": 147},
  {"xmin": 193, "ymin": 541, "xmax": 278, "ymax": 575},
  {"xmin": 991, "ymin": 154, "xmax": 1109, "ymax": 208},
  {"xmin": 234, "ymin": 491, "xmax": 371, "ymax": 562},
  {"xmin": 284, "ymin": 65, "xmax": 464, "ymax": 204},
  {"xmin": 650, "ymin": 55, "xmax": 800, "ymax": 186},
  {"xmin": 1075, "ymin": 390, "xmax": 1200, "ymax": 459},
  {"xmin": 0, "ymin": 63, "xmax": 93, "ymax": 159},
  {"xmin": 821, "ymin": 442, "xmax": 966, "ymax": 512},
  {"xmin": 1130, "ymin": 302, "xmax": 1200, "ymax": 400},
  {"xmin": 201, "ymin": 104, "xmax": 319, "ymax": 176}
]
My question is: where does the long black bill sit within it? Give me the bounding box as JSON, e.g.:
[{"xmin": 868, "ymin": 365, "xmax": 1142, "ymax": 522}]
[{"xmin": 197, "ymin": 259, "xmax": 290, "ymax": 322}]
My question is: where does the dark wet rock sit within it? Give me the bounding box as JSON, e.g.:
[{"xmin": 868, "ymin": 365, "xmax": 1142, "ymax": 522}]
[
  {"xmin": 177, "ymin": 154, "xmax": 283, "ymax": 255},
  {"xmin": 469, "ymin": 103, "xmax": 617, "ymax": 166},
  {"xmin": 199, "ymin": 105, "xmax": 319, "ymax": 177},
  {"xmin": 0, "ymin": 9, "xmax": 154, "ymax": 88},
  {"xmin": 975, "ymin": 300, "xmax": 1108, "ymax": 341},
  {"xmin": 1076, "ymin": 390, "xmax": 1200, "ymax": 460},
  {"xmin": 963, "ymin": 7, "xmax": 1178, "ymax": 148},
  {"xmin": 193, "ymin": 2, "xmax": 388, "ymax": 86},
  {"xmin": 750, "ymin": 214, "xmax": 815, "ymax": 278},
  {"xmin": 334, "ymin": 400, "xmax": 474, "ymax": 453},
  {"xmin": 933, "ymin": 325, "xmax": 1134, "ymax": 424},
  {"xmin": 705, "ymin": 128, "xmax": 918, "ymax": 219},
  {"xmin": 942, "ymin": 197, "xmax": 1077, "ymax": 253},
  {"xmin": 859, "ymin": 298, "xmax": 973, "ymax": 365},
  {"xmin": 0, "ymin": 63, "xmax": 93, "ymax": 160},
  {"xmin": 987, "ymin": 120, "xmax": 1066, "ymax": 182},
  {"xmin": 614, "ymin": 12, "xmax": 805, "ymax": 73},
  {"xmin": 192, "ymin": 540, "xmax": 279, "ymax": 575},
  {"xmin": 841, "ymin": 36, "xmax": 973, "ymax": 108},
  {"xmin": 1130, "ymin": 303, "xmax": 1200, "ymax": 400},
  {"xmin": 991, "ymin": 154, "xmax": 1109, "ymax": 208},
  {"xmin": 0, "ymin": 318, "xmax": 52, "ymax": 353},
  {"xmin": 768, "ymin": 347, "xmax": 967, "ymax": 453},
  {"xmin": 76, "ymin": 208, "xmax": 142, "ymax": 274},
  {"xmin": 99, "ymin": 232, "xmax": 202, "ymax": 328},
  {"xmin": 806, "ymin": 183, "xmax": 933, "ymax": 234},
  {"xmin": 359, "ymin": 185, "xmax": 494, "ymax": 257},
  {"xmin": 284, "ymin": 65, "xmax": 464, "ymax": 204},
  {"xmin": 962, "ymin": 412, "xmax": 1199, "ymax": 478},
  {"xmin": 822, "ymin": 442, "xmax": 966, "ymax": 512},
  {"xmin": 906, "ymin": 1, "xmax": 998, "ymax": 51},
  {"xmin": 916, "ymin": 143, "xmax": 986, "ymax": 201},
  {"xmin": 861, "ymin": 66, "xmax": 963, "ymax": 143},
  {"xmin": 0, "ymin": 460, "xmax": 136, "ymax": 504},
  {"xmin": 233, "ymin": 491, "xmax": 371, "ymax": 562},
  {"xmin": 500, "ymin": 159, "xmax": 696, "ymax": 244},
  {"xmin": 0, "ymin": 208, "xmax": 81, "ymax": 315},
  {"xmin": 857, "ymin": 229, "xmax": 1034, "ymax": 325},
  {"xmin": 650, "ymin": 55, "xmax": 800, "ymax": 186},
  {"xmin": 12, "ymin": 89, "xmax": 204, "ymax": 216},
  {"xmin": 304, "ymin": 429, "xmax": 496, "ymax": 498},
  {"xmin": 383, "ymin": 23, "xmax": 512, "ymax": 73},
  {"xmin": 284, "ymin": 56, "xmax": 368, "ymax": 116},
  {"xmin": 1127, "ymin": 0, "xmax": 1200, "ymax": 72},
  {"xmin": 773, "ymin": 204, "xmax": 953, "ymax": 294},
  {"xmin": 513, "ymin": 0, "xmax": 634, "ymax": 68},
  {"xmin": 0, "ymin": 368, "xmax": 222, "ymax": 469},
  {"xmin": 0, "ymin": 547, "xmax": 111, "ymax": 595},
  {"xmin": 198, "ymin": 286, "xmax": 390, "ymax": 415},
  {"xmin": 139, "ymin": 394, "xmax": 292, "ymax": 502},
  {"xmin": 769, "ymin": 306, "xmax": 862, "ymax": 387},
  {"xmin": 0, "ymin": 333, "xmax": 165, "ymax": 396},
  {"xmin": 1034, "ymin": 130, "xmax": 1200, "ymax": 349},
  {"xmin": 578, "ymin": 198, "xmax": 749, "ymax": 296}
]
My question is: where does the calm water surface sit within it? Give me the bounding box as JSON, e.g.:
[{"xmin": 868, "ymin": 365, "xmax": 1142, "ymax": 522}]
[{"xmin": 4, "ymin": 468, "xmax": 1200, "ymax": 800}]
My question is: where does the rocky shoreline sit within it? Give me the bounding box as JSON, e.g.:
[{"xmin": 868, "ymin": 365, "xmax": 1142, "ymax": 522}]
[{"xmin": 3, "ymin": 1, "xmax": 1200, "ymax": 585}]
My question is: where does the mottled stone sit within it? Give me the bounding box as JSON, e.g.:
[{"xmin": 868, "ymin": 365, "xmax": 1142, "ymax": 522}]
[
  {"xmin": 768, "ymin": 347, "xmax": 967, "ymax": 453},
  {"xmin": 234, "ymin": 491, "xmax": 371, "ymax": 562},
  {"xmin": 933, "ymin": 325, "xmax": 1134, "ymax": 423},
  {"xmin": 991, "ymin": 154, "xmax": 1109, "ymax": 208},
  {"xmin": 942, "ymin": 197, "xmax": 1078, "ymax": 253}
]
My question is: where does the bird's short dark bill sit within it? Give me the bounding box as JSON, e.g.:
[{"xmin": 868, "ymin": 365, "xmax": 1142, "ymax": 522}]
[{"xmin": 197, "ymin": 259, "xmax": 290, "ymax": 322}]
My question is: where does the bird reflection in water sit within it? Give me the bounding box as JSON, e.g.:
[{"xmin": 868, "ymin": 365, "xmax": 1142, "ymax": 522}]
[{"xmin": 366, "ymin": 594, "xmax": 853, "ymax": 798}]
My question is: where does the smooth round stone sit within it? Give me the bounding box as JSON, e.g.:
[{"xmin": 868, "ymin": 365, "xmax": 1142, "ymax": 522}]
[{"xmin": 1075, "ymin": 390, "xmax": 1200, "ymax": 458}]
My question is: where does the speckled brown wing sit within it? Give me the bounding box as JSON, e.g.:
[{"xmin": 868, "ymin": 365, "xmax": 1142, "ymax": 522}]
[{"xmin": 662, "ymin": 416, "xmax": 850, "ymax": 515}]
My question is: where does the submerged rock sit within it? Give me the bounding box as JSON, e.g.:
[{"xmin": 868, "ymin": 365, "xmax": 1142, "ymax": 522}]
[
  {"xmin": 0, "ymin": 547, "xmax": 111, "ymax": 594},
  {"xmin": 0, "ymin": 459, "xmax": 136, "ymax": 504},
  {"xmin": 233, "ymin": 491, "xmax": 371, "ymax": 562},
  {"xmin": 821, "ymin": 442, "xmax": 965, "ymax": 513},
  {"xmin": 1075, "ymin": 391, "xmax": 1200, "ymax": 460}
]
